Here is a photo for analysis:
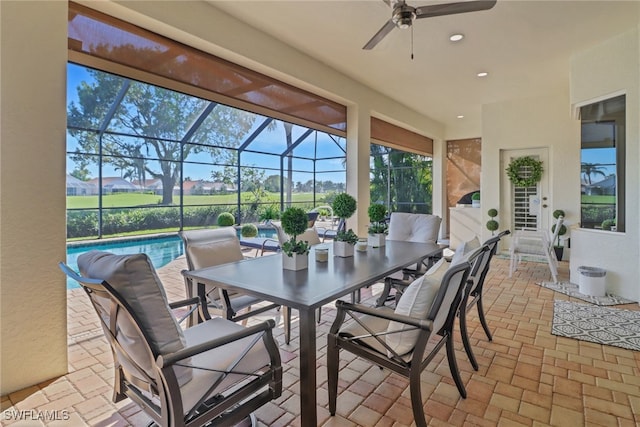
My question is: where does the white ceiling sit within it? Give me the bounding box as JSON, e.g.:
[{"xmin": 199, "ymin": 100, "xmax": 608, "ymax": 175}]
[{"xmin": 209, "ymin": 0, "xmax": 639, "ymax": 136}]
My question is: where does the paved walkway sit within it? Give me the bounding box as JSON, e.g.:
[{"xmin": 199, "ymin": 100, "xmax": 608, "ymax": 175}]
[{"xmin": 3, "ymin": 255, "xmax": 640, "ymax": 426}]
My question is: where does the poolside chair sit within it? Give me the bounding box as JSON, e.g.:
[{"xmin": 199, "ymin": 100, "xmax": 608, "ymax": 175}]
[
  {"xmin": 59, "ymin": 251, "xmax": 282, "ymax": 427},
  {"xmin": 376, "ymin": 212, "xmax": 442, "ymax": 306},
  {"xmin": 179, "ymin": 228, "xmax": 288, "ymax": 335},
  {"xmin": 327, "ymin": 248, "xmax": 484, "ymax": 427},
  {"xmin": 509, "ymin": 216, "xmax": 563, "ymax": 282}
]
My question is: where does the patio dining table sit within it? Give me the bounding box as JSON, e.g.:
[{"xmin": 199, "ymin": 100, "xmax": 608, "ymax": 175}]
[{"xmin": 182, "ymin": 240, "xmax": 444, "ymax": 427}]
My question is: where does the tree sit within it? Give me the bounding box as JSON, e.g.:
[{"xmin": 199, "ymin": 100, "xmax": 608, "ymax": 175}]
[
  {"xmin": 68, "ymin": 66, "xmax": 255, "ymax": 205},
  {"xmin": 264, "ymin": 174, "xmax": 281, "ymax": 193},
  {"xmin": 581, "ymin": 162, "xmax": 608, "ymax": 185}
]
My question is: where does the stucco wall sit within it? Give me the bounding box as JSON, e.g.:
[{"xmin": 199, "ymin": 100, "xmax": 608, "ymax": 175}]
[
  {"xmin": 481, "ymin": 90, "xmax": 581, "ymax": 252},
  {"xmin": 568, "ymin": 28, "xmax": 640, "ymax": 301},
  {"xmin": 0, "ymin": 1, "xmax": 68, "ymax": 394}
]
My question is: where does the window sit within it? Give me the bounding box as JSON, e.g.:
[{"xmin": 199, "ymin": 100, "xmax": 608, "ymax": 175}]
[
  {"xmin": 580, "ymin": 94, "xmax": 625, "ymax": 232},
  {"xmin": 370, "ymin": 144, "xmax": 433, "ymax": 213},
  {"xmin": 66, "ymin": 64, "xmax": 346, "ymax": 239}
]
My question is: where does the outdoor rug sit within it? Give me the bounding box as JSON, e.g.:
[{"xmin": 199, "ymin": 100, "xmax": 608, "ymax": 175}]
[
  {"xmin": 538, "ymin": 281, "xmax": 634, "ymax": 306},
  {"xmin": 552, "ymin": 300, "xmax": 640, "ymax": 351}
]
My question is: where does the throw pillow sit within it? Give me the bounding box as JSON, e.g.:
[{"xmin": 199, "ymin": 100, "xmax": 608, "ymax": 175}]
[{"xmin": 386, "ymin": 274, "xmax": 440, "ymax": 356}]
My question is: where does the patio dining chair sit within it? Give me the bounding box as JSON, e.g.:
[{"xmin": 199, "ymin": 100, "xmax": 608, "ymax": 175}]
[
  {"xmin": 60, "ymin": 251, "xmax": 282, "ymax": 427},
  {"xmin": 179, "ymin": 228, "xmax": 288, "ymax": 335},
  {"xmin": 509, "ymin": 216, "xmax": 563, "ymax": 282},
  {"xmin": 458, "ymin": 230, "xmax": 509, "ymax": 371},
  {"xmin": 375, "ymin": 212, "xmax": 442, "ymax": 306},
  {"xmin": 327, "ymin": 247, "xmax": 485, "ymax": 427}
]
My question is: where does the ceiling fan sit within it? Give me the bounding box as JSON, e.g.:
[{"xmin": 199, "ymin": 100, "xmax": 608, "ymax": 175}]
[{"xmin": 363, "ymin": 0, "xmax": 497, "ymax": 50}]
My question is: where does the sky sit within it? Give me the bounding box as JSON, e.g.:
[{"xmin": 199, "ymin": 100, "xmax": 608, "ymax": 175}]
[{"xmin": 66, "ymin": 63, "xmax": 347, "ymax": 184}]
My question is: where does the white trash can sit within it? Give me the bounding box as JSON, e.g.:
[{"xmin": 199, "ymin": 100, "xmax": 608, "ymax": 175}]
[{"xmin": 577, "ymin": 266, "xmax": 606, "ymax": 297}]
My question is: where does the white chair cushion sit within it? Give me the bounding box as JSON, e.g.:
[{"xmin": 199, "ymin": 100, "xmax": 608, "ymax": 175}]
[
  {"xmin": 337, "ymin": 308, "xmax": 394, "ymax": 355},
  {"xmin": 386, "ymin": 274, "xmax": 441, "ymax": 356},
  {"xmin": 182, "ymin": 228, "xmax": 244, "ymax": 270},
  {"xmin": 451, "ymin": 237, "xmax": 480, "ymax": 266},
  {"xmin": 179, "ymin": 318, "xmax": 272, "ymax": 414},
  {"xmin": 78, "ymin": 250, "xmax": 191, "ymax": 385},
  {"xmin": 423, "ymin": 258, "xmax": 449, "ymax": 284},
  {"xmin": 272, "ymin": 221, "xmax": 321, "ymax": 246},
  {"xmin": 387, "ymin": 212, "xmax": 441, "ymax": 243}
]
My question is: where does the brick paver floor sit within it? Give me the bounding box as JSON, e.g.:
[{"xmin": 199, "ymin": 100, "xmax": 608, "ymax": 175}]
[{"xmin": 3, "ymin": 254, "xmax": 640, "ymax": 426}]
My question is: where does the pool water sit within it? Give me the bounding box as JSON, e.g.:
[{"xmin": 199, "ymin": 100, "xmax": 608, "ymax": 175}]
[{"xmin": 66, "ymin": 228, "xmax": 277, "ymax": 290}]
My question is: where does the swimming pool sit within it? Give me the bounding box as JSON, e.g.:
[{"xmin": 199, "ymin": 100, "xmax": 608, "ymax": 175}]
[{"xmin": 66, "ymin": 228, "xmax": 278, "ymax": 289}]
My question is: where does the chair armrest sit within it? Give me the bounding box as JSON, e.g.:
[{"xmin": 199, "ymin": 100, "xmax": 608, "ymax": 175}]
[
  {"xmin": 334, "ymin": 300, "xmax": 432, "ymax": 331},
  {"xmin": 168, "ymin": 296, "xmax": 200, "ymax": 310},
  {"xmin": 157, "ymin": 319, "xmax": 277, "ymax": 368},
  {"xmin": 261, "ymin": 238, "xmax": 280, "ymax": 250}
]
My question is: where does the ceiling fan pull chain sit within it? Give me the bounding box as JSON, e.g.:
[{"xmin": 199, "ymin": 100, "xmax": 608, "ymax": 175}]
[{"xmin": 411, "ymin": 25, "xmax": 414, "ymax": 60}]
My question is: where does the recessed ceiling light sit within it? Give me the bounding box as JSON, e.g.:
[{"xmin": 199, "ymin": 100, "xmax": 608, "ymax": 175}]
[
  {"xmin": 449, "ymin": 33, "xmax": 464, "ymax": 42},
  {"xmin": 457, "ymin": 115, "xmax": 464, "ymax": 119},
  {"xmin": 477, "ymin": 72, "xmax": 489, "ymax": 77}
]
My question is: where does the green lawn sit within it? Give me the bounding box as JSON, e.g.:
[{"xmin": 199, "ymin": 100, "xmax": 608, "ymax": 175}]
[
  {"xmin": 581, "ymin": 194, "xmax": 615, "ymax": 205},
  {"xmin": 67, "ymin": 192, "xmax": 317, "ymax": 209}
]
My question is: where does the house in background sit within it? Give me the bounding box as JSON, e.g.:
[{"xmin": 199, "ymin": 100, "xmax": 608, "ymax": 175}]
[{"xmin": 65, "ymin": 174, "xmax": 98, "ymax": 196}]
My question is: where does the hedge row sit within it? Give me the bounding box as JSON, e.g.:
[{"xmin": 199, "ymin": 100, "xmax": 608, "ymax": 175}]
[{"xmin": 67, "ymin": 202, "xmax": 316, "ymax": 239}]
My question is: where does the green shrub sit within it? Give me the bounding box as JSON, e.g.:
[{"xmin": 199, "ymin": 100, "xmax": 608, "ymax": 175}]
[
  {"xmin": 217, "ymin": 212, "xmax": 235, "ymax": 227},
  {"xmin": 601, "ymin": 219, "xmax": 616, "ymax": 230},
  {"xmin": 241, "ymin": 223, "xmax": 258, "ymax": 237},
  {"xmin": 487, "ymin": 208, "xmax": 498, "ymax": 218},
  {"xmin": 486, "ymin": 220, "xmax": 499, "ymax": 232}
]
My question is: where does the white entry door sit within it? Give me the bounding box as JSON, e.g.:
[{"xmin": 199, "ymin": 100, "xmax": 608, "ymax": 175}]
[{"xmin": 501, "ymin": 148, "xmax": 550, "ymax": 236}]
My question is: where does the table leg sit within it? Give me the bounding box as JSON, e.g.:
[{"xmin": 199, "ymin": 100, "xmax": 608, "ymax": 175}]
[{"xmin": 298, "ymin": 307, "xmax": 317, "ymax": 427}]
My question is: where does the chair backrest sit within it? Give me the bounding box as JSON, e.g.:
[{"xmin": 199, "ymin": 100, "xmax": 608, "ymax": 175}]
[
  {"xmin": 70, "ymin": 251, "xmax": 192, "ymax": 387},
  {"xmin": 387, "ymin": 212, "xmax": 441, "ymax": 243},
  {"xmin": 307, "ymin": 212, "xmax": 319, "ymax": 228},
  {"xmin": 427, "ymin": 251, "xmax": 479, "ymax": 334},
  {"xmin": 180, "ymin": 227, "xmax": 244, "ymax": 270},
  {"xmin": 271, "ymin": 221, "xmax": 321, "ymax": 246}
]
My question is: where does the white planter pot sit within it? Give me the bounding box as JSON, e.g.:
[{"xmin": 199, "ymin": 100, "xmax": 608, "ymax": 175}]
[
  {"xmin": 333, "ymin": 241, "xmax": 354, "ymax": 257},
  {"xmin": 368, "ymin": 233, "xmax": 386, "ymax": 248},
  {"xmin": 282, "ymin": 253, "xmax": 309, "ymax": 271},
  {"xmin": 472, "ymin": 200, "xmax": 480, "ymax": 208}
]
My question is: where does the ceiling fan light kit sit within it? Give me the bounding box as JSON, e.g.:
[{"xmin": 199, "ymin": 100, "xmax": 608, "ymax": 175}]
[{"xmin": 363, "ymin": 0, "xmax": 497, "ymax": 50}]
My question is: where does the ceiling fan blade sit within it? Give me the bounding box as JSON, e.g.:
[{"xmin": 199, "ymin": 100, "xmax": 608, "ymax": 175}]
[
  {"xmin": 415, "ymin": 0, "xmax": 497, "ymax": 19},
  {"xmin": 363, "ymin": 19, "xmax": 397, "ymax": 50}
]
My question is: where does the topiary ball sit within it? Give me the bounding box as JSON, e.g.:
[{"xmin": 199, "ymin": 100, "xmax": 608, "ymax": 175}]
[
  {"xmin": 241, "ymin": 223, "xmax": 258, "ymax": 237},
  {"xmin": 281, "ymin": 207, "xmax": 308, "ymax": 237},
  {"xmin": 486, "ymin": 219, "xmax": 499, "ymax": 232},
  {"xmin": 553, "ymin": 209, "xmax": 565, "ymax": 219},
  {"xmin": 217, "ymin": 212, "xmax": 235, "ymax": 227},
  {"xmin": 368, "ymin": 204, "xmax": 387, "ymax": 223},
  {"xmin": 487, "ymin": 208, "xmax": 498, "ymax": 218},
  {"xmin": 332, "ymin": 193, "xmax": 357, "ymax": 220}
]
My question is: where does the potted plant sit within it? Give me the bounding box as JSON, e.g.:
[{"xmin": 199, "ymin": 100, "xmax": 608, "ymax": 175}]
[
  {"xmin": 367, "ymin": 203, "xmax": 387, "ymax": 247},
  {"xmin": 471, "ymin": 192, "xmax": 481, "ymax": 208},
  {"xmin": 259, "ymin": 204, "xmax": 280, "ymax": 223},
  {"xmin": 332, "ymin": 193, "xmax": 358, "ymax": 257},
  {"xmin": 217, "ymin": 212, "xmax": 235, "ymax": 227},
  {"xmin": 486, "ymin": 208, "xmax": 499, "ymax": 236},
  {"xmin": 551, "ymin": 209, "xmax": 568, "ymax": 261},
  {"xmin": 280, "ymin": 206, "xmax": 310, "ymax": 270},
  {"xmin": 240, "ymin": 223, "xmax": 258, "ymax": 238}
]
